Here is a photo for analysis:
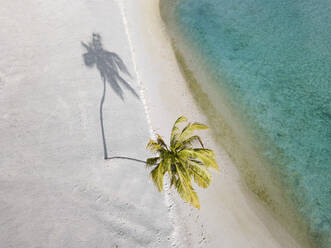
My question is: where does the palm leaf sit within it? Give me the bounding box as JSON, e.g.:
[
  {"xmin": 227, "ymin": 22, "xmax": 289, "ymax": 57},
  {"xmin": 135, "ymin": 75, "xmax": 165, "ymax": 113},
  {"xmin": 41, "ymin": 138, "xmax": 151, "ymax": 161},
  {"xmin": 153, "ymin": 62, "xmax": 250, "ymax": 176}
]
[
  {"xmin": 156, "ymin": 134, "xmax": 168, "ymax": 149},
  {"xmin": 177, "ymin": 122, "xmax": 208, "ymax": 147},
  {"xmin": 179, "ymin": 149, "xmax": 219, "ymax": 171},
  {"xmin": 146, "ymin": 139, "xmax": 163, "ymax": 153},
  {"xmin": 146, "ymin": 157, "xmax": 160, "ymax": 167},
  {"xmin": 150, "ymin": 162, "xmax": 165, "ymax": 192},
  {"xmin": 180, "ymin": 135, "xmax": 204, "ymax": 149},
  {"xmin": 175, "ymin": 162, "xmax": 200, "ymax": 209},
  {"xmin": 170, "ymin": 116, "xmax": 187, "ymax": 147},
  {"xmin": 187, "ymin": 159, "xmax": 212, "ymax": 188}
]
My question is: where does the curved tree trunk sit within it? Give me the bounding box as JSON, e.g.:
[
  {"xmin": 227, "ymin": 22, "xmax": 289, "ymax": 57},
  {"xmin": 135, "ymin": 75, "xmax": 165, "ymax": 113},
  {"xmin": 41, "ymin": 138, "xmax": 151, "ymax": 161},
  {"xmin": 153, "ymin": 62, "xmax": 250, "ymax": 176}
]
[
  {"xmin": 100, "ymin": 77, "xmax": 108, "ymax": 159},
  {"xmin": 106, "ymin": 156, "xmax": 146, "ymax": 164}
]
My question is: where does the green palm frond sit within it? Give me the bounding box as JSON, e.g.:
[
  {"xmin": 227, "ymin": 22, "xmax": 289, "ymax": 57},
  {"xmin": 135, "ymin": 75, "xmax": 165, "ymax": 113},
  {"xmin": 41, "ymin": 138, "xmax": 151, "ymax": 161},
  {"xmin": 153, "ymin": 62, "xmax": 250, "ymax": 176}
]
[
  {"xmin": 175, "ymin": 162, "xmax": 200, "ymax": 209},
  {"xmin": 156, "ymin": 134, "xmax": 168, "ymax": 149},
  {"xmin": 146, "ymin": 139, "xmax": 162, "ymax": 153},
  {"xmin": 187, "ymin": 159, "xmax": 212, "ymax": 188},
  {"xmin": 179, "ymin": 148, "xmax": 219, "ymax": 171},
  {"xmin": 150, "ymin": 162, "xmax": 164, "ymax": 192},
  {"xmin": 170, "ymin": 116, "xmax": 187, "ymax": 147},
  {"xmin": 178, "ymin": 122, "xmax": 208, "ymax": 143},
  {"xmin": 146, "ymin": 116, "xmax": 219, "ymax": 209},
  {"xmin": 146, "ymin": 157, "xmax": 160, "ymax": 167},
  {"xmin": 180, "ymin": 135, "xmax": 204, "ymax": 149}
]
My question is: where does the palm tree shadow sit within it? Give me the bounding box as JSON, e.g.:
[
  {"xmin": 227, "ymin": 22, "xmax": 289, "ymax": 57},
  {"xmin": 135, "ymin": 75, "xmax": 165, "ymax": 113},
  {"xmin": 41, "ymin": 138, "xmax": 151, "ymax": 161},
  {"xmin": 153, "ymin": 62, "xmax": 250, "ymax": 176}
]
[
  {"xmin": 82, "ymin": 33, "xmax": 139, "ymax": 100},
  {"xmin": 82, "ymin": 33, "xmax": 139, "ymax": 159}
]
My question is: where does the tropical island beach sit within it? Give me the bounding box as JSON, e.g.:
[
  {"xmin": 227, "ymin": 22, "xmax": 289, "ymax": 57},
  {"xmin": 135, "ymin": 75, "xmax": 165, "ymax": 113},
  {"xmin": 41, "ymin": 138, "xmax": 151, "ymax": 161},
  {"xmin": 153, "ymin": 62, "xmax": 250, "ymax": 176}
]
[{"xmin": 0, "ymin": 0, "xmax": 329, "ymax": 248}]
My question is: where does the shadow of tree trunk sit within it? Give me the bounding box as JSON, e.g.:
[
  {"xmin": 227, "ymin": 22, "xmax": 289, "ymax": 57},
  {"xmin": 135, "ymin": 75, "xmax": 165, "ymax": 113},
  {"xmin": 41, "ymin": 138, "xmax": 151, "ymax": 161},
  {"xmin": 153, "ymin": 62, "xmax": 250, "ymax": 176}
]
[{"xmin": 100, "ymin": 77, "xmax": 108, "ymax": 159}]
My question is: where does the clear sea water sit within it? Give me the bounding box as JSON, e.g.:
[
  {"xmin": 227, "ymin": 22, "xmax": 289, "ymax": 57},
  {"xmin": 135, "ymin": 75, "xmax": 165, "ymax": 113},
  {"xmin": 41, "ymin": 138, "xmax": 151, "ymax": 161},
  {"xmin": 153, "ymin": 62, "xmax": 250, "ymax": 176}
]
[{"xmin": 171, "ymin": 0, "xmax": 331, "ymax": 246}]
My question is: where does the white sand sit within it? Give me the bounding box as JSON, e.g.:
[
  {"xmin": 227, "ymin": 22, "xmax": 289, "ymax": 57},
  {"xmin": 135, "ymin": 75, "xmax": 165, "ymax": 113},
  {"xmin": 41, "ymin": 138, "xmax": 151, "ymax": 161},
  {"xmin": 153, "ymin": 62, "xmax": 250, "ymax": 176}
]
[
  {"xmin": 0, "ymin": 0, "xmax": 301, "ymax": 247},
  {"xmin": 0, "ymin": 1, "xmax": 172, "ymax": 247}
]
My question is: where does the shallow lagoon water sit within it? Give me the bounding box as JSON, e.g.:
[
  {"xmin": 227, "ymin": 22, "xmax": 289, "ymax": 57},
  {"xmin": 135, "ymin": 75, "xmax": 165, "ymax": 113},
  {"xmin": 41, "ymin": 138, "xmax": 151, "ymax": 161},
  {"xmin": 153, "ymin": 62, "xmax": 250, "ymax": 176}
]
[{"xmin": 167, "ymin": 0, "xmax": 331, "ymax": 247}]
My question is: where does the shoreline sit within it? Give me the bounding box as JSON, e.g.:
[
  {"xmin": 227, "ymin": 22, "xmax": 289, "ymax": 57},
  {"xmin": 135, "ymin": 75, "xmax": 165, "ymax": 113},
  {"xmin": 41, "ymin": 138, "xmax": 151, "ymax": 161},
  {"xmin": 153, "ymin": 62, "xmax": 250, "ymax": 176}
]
[
  {"xmin": 171, "ymin": 42, "xmax": 312, "ymax": 248},
  {"xmin": 158, "ymin": 1, "xmax": 331, "ymax": 247},
  {"xmin": 157, "ymin": 1, "xmax": 316, "ymax": 247},
  {"xmin": 123, "ymin": 0, "xmax": 303, "ymax": 247}
]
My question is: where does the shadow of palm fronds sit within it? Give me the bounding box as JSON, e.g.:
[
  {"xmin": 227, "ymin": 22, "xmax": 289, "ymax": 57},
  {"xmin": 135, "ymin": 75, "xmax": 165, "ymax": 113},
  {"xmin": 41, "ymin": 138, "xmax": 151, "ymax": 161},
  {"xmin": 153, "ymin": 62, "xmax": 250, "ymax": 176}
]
[
  {"xmin": 82, "ymin": 33, "xmax": 139, "ymax": 159},
  {"xmin": 82, "ymin": 33, "xmax": 139, "ymax": 100}
]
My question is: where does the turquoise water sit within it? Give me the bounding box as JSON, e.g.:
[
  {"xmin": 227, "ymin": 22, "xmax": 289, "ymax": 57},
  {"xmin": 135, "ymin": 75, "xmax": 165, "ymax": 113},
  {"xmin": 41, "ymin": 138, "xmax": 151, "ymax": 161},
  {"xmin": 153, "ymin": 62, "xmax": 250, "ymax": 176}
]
[{"xmin": 171, "ymin": 0, "xmax": 331, "ymax": 246}]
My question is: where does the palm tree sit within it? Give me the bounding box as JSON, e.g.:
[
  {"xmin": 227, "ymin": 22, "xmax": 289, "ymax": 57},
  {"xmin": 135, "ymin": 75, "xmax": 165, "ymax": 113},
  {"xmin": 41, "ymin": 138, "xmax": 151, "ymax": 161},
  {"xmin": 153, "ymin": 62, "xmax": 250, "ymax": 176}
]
[
  {"xmin": 82, "ymin": 33, "xmax": 139, "ymax": 159},
  {"xmin": 146, "ymin": 116, "xmax": 219, "ymax": 209}
]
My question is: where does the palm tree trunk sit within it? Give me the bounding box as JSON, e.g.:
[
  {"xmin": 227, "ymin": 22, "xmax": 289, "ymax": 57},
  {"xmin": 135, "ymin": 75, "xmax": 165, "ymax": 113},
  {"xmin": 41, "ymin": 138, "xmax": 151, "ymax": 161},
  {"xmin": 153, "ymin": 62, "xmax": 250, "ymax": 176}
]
[
  {"xmin": 100, "ymin": 77, "xmax": 108, "ymax": 159},
  {"xmin": 106, "ymin": 156, "xmax": 146, "ymax": 164}
]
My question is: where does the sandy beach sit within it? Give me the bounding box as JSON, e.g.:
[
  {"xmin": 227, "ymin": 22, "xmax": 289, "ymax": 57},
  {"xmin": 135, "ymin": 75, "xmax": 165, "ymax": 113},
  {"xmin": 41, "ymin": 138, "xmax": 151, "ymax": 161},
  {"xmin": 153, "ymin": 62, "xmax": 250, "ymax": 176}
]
[{"xmin": 0, "ymin": 0, "xmax": 303, "ymax": 247}]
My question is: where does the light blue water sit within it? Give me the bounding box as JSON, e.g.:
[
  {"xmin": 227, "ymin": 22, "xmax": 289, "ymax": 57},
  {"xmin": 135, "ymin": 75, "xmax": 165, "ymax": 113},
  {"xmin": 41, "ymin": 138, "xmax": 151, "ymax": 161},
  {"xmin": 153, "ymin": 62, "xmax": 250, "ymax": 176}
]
[{"xmin": 171, "ymin": 0, "xmax": 331, "ymax": 246}]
